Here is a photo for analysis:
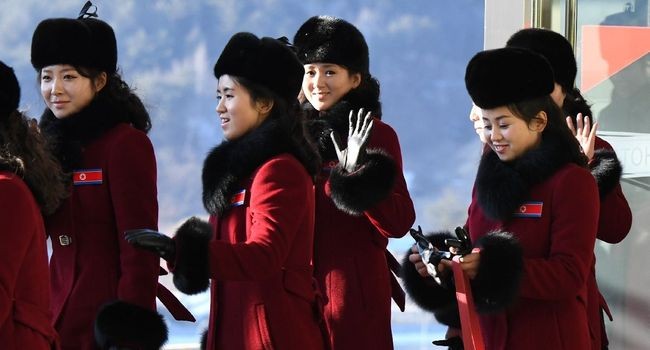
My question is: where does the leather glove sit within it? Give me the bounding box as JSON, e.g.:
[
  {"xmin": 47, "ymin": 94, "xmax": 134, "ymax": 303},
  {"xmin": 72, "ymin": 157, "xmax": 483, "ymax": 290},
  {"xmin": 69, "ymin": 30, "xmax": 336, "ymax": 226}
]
[
  {"xmin": 432, "ymin": 335, "xmax": 464, "ymax": 350},
  {"xmin": 330, "ymin": 108, "xmax": 374, "ymax": 173},
  {"xmin": 125, "ymin": 229, "xmax": 176, "ymax": 262}
]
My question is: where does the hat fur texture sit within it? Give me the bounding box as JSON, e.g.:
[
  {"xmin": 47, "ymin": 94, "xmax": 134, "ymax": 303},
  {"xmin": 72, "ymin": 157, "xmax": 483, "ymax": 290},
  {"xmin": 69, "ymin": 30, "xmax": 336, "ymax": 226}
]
[
  {"xmin": 31, "ymin": 17, "xmax": 117, "ymax": 74},
  {"xmin": 213, "ymin": 32, "xmax": 303, "ymax": 104},
  {"xmin": 0, "ymin": 61, "xmax": 20, "ymax": 117},
  {"xmin": 507, "ymin": 28, "xmax": 577, "ymax": 91},
  {"xmin": 294, "ymin": 15, "xmax": 370, "ymax": 75},
  {"xmin": 465, "ymin": 47, "xmax": 555, "ymax": 109}
]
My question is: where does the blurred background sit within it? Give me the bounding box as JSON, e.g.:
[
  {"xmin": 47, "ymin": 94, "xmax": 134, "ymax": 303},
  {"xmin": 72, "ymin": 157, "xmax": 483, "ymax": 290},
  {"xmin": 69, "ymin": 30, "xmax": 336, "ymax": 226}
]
[
  {"xmin": 3, "ymin": 0, "xmax": 647, "ymax": 349},
  {"xmin": 1, "ymin": 0, "xmax": 485, "ymax": 348}
]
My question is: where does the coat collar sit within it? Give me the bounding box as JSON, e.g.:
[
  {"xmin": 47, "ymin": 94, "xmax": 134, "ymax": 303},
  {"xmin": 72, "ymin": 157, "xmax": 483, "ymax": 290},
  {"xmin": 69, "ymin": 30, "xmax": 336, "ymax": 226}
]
[
  {"xmin": 475, "ymin": 135, "xmax": 580, "ymax": 221},
  {"xmin": 202, "ymin": 119, "xmax": 293, "ymax": 216},
  {"xmin": 38, "ymin": 96, "xmax": 127, "ymax": 171}
]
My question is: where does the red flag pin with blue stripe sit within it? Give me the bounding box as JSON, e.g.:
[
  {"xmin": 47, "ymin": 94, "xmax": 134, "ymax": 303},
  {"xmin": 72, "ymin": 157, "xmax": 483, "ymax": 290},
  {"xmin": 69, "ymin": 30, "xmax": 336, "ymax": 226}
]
[
  {"xmin": 230, "ymin": 189, "xmax": 246, "ymax": 207},
  {"xmin": 513, "ymin": 201, "xmax": 543, "ymax": 218},
  {"xmin": 73, "ymin": 169, "xmax": 103, "ymax": 186}
]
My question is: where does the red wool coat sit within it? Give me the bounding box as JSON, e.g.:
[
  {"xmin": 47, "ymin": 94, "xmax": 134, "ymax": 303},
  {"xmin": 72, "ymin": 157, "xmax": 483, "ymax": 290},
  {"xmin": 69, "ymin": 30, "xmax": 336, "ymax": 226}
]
[
  {"xmin": 467, "ymin": 163, "xmax": 599, "ymax": 350},
  {"xmin": 0, "ymin": 172, "xmax": 58, "ymax": 349},
  {"xmin": 587, "ymin": 136, "xmax": 632, "ymax": 350},
  {"xmin": 46, "ymin": 124, "xmax": 160, "ymax": 349},
  {"xmin": 202, "ymin": 154, "xmax": 325, "ymax": 350},
  {"xmin": 314, "ymin": 119, "xmax": 416, "ymax": 349}
]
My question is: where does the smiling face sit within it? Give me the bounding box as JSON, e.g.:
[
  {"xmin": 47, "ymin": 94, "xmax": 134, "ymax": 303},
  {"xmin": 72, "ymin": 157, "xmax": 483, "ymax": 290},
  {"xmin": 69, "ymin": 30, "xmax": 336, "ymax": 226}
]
[
  {"xmin": 216, "ymin": 74, "xmax": 271, "ymax": 141},
  {"xmin": 301, "ymin": 63, "xmax": 361, "ymax": 111},
  {"xmin": 40, "ymin": 64, "xmax": 106, "ymax": 119},
  {"xmin": 482, "ymin": 105, "xmax": 547, "ymax": 161}
]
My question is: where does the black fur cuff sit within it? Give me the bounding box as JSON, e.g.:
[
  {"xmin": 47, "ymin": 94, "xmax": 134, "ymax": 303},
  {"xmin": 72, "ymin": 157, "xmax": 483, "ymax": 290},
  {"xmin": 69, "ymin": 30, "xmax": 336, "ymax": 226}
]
[
  {"xmin": 401, "ymin": 231, "xmax": 457, "ymax": 313},
  {"xmin": 200, "ymin": 328, "xmax": 208, "ymax": 350},
  {"xmin": 173, "ymin": 217, "xmax": 212, "ymax": 295},
  {"xmin": 328, "ymin": 149, "xmax": 397, "ymax": 215},
  {"xmin": 590, "ymin": 149, "xmax": 623, "ymax": 198},
  {"xmin": 94, "ymin": 301, "xmax": 168, "ymax": 349},
  {"xmin": 472, "ymin": 231, "xmax": 523, "ymax": 313}
]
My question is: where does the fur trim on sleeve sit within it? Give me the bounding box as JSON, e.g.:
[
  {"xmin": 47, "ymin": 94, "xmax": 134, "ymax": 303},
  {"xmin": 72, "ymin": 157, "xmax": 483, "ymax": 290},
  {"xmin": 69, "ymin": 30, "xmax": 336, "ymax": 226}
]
[
  {"xmin": 401, "ymin": 231, "xmax": 457, "ymax": 313},
  {"xmin": 200, "ymin": 328, "xmax": 208, "ymax": 350},
  {"xmin": 173, "ymin": 217, "xmax": 213, "ymax": 295},
  {"xmin": 589, "ymin": 149, "xmax": 623, "ymax": 198},
  {"xmin": 328, "ymin": 149, "xmax": 396, "ymax": 215},
  {"xmin": 94, "ymin": 300, "xmax": 168, "ymax": 349},
  {"xmin": 471, "ymin": 231, "xmax": 523, "ymax": 313},
  {"xmin": 432, "ymin": 304, "xmax": 461, "ymax": 328}
]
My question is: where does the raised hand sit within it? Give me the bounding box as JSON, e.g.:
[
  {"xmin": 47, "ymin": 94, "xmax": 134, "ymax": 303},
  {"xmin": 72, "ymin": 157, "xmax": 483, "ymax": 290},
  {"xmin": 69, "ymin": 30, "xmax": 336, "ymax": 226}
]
[
  {"xmin": 566, "ymin": 113, "xmax": 598, "ymax": 161},
  {"xmin": 330, "ymin": 109, "xmax": 374, "ymax": 173},
  {"xmin": 125, "ymin": 229, "xmax": 176, "ymax": 262}
]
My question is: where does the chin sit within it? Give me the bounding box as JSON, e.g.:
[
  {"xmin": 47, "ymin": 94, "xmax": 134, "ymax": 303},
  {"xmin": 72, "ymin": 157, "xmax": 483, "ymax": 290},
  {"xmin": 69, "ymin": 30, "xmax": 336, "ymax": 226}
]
[
  {"xmin": 496, "ymin": 153, "xmax": 513, "ymax": 162},
  {"xmin": 52, "ymin": 111, "xmax": 72, "ymax": 119},
  {"xmin": 307, "ymin": 99, "xmax": 327, "ymax": 112}
]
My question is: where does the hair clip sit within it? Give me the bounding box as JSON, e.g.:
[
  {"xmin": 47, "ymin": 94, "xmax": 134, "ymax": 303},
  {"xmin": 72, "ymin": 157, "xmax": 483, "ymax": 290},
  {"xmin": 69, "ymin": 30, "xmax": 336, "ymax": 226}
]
[{"xmin": 78, "ymin": 1, "xmax": 98, "ymax": 19}]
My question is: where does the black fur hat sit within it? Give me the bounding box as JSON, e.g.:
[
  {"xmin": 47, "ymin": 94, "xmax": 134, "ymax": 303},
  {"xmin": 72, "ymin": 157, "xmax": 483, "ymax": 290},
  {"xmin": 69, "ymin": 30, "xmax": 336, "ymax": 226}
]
[
  {"xmin": 465, "ymin": 47, "xmax": 554, "ymax": 109},
  {"xmin": 293, "ymin": 16, "xmax": 370, "ymax": 75},
  {"xmin": 213, "ymin": 32, "xmax": 303, "ymax": 104},
  {"xmin": 0, "ymin": 61, "xmax": 20, "ymax": 117},
  {"xmin": 31, "ymin": 17, "xmax": 117, "ymax": 74},
  {"xmin": 507, "ymin": 28, "xmax": 577, "ymax": 92}
]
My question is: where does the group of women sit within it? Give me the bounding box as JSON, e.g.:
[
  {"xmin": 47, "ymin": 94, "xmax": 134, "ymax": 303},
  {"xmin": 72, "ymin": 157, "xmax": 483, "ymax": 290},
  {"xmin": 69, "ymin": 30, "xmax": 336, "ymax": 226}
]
[{"xmin": 0, "ymin": 2, "xmax": 630, "ymax": 350}]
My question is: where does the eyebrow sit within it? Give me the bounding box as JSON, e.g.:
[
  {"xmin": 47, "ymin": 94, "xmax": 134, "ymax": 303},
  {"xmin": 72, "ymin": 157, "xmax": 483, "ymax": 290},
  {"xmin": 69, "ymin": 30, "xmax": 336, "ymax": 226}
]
[
  {"xmin": 41, "ymin": 68, "xmax": 77, "ymax": 74},
  {"xmin": 306, "ymin": 64, "xmax": 337, "ymax": 69},
  {"xmin": 218, "ymin": 87, "xmax": 235, "ymax": 93},
  {"xmin": 483, "ymin": 115, "xmax": 510, "ymax": 122}
]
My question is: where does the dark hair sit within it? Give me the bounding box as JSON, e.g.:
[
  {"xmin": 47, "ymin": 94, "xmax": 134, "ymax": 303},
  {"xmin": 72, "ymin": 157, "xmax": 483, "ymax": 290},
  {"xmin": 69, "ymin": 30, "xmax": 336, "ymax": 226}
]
[
  {"xmin": 232, "ymin": 76, "xmax": 321, "ymax": 176},
  {"xmin": 508, "ymin": 95, "xmax": 587, "ymax": 167},
  {"xmin": 0, "ymin": 110, "xmax": 67, "ymax": 214},
  {"xmin": 563, "ymin": 87, "xmax": 594, "ymax": 125},
  {"xmin": 75, "ymin": 66, "xmax": 152, "ymax": 133}
]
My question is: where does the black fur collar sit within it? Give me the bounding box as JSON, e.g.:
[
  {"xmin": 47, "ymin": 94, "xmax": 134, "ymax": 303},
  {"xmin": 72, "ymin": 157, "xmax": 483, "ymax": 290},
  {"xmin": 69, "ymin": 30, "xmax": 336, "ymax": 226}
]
[
  {"xmin": 202, "ymin": 119, "xmax": 293, "ymax": 216},
  {"xmin": 303, "ymin": 83, "xmax": 382, "ymax": 161},
  {"xmin": 39, "ymin": 96, "xmax": 127, "ymax": 172},
  {"xmin": 476, "ymin": 135, "xmax": 579, "ymax": 221}
]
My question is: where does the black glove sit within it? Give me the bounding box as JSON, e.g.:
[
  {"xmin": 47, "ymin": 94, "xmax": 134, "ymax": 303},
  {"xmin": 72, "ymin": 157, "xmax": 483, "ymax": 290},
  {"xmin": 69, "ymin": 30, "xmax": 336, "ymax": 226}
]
[
  {"xmin": 432, "ymin": 335, "xmax": 464, "ymax": 349},
  {"xmin": 125, "ymin": 229, "xmax": 176, "ymax": 262}
]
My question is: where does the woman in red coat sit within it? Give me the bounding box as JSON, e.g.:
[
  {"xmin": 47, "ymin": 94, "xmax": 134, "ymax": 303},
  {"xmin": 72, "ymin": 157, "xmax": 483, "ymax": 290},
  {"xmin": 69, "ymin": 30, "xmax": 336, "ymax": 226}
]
[
  {"xmin": 404, "ymin": 48, "xmax": 599, "ymax": 349},
  {"xmin": 128, "ymin": 32, "xmax": 327, "ymax": 350},
  {"xmin": 0, "ymin": 60, "xmax": 66, "ymax": 349},
  {"xmin": 31, "ymin": 11, "xmax": 169, "ymax": 349},
  {"xmin": 292, "ymin": 16, "xmax": 416, "ymax": 349},
  {"xmin": 507, "ymin": 28, "xmax": 632, "ymax": 350}
]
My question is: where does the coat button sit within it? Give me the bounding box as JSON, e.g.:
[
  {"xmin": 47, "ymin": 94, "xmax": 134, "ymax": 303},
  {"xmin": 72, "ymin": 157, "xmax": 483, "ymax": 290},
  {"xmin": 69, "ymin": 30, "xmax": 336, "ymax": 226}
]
[{"xmin": 58, "ymin": 235, "xmax": 71, "ymax": 246}]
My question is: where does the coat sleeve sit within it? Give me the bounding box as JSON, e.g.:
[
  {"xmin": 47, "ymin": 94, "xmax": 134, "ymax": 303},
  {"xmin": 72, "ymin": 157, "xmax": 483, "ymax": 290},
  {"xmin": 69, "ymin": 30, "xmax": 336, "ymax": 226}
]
[
  {"xmin": 518, "ymin": 167, "xmax": 599, "ymax": 300},
  {"xmin": 108, "ymin": 130, "xmax": 160, "ymax": 309},
  {"xmin": 0, "ymin": 178, "xmax": 34, "ymax": 325},
  {"xmin": 208, "ymin": 157, "xmax": 313, "ymax": 280},
  {"xmin": 328, "ymin": 121, "xmax": 415, "ymax": 238},
  {"xmin": 590, "ymin": 139, "xmax": 632, "ymax": 243}
]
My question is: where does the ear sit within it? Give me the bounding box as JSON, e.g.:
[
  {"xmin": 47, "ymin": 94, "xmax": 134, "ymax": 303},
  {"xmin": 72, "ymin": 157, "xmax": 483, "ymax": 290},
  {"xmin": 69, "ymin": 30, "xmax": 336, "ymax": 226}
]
[
  {"xmin": 255, "ymin": 98, "xmax": 274, "ymax": 116},
  {"xmin": 94, "ymin": 72, "xmax": 108, "ymax": 92},
  {"xmin": 350, "ymin": 72, "xmax": 362, "ymax": 89},
  {"xmin": 529, "ymin": 110, "xmax": 548, "ymax": 132}
]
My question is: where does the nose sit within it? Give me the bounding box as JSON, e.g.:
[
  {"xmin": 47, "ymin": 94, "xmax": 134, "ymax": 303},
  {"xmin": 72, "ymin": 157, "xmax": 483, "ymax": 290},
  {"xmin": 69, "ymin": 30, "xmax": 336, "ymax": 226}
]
[
  {"xmin": 50, "ymin": 78, "xmax": 63, "ymax": 95},
  {"xmin": 313, "ymin": 72, "xmax": 325, "ymax": 88},
  {"xmin": 216, "ymin": 97, "xmax": 226, "ymax": 114},
  {"xmin": 489, "ymin": 127, "xmax": 501, "ymax": 142}
]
